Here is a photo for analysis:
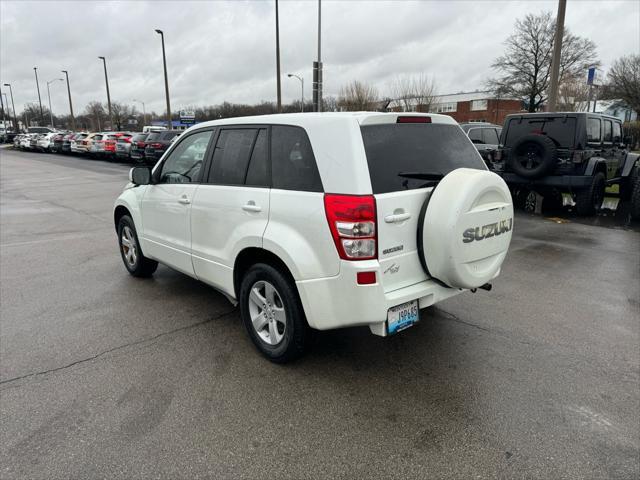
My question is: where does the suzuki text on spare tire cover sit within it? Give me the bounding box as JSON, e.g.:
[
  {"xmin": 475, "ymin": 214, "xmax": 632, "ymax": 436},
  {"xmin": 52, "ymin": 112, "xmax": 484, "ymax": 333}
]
[{"xmin": 113, "ymin": 112, "xmax": 514, "ymax": 362}]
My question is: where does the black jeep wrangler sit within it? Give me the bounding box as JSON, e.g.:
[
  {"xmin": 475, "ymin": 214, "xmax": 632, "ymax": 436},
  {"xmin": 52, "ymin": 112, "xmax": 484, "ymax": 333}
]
[{"xmin": 492, "ymin": 112, "xmax": 639, "ymax": 216}]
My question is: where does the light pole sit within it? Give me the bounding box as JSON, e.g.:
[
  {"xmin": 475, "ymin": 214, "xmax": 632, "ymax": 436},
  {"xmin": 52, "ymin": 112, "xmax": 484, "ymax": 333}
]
[
  {"xmin": 547, "ymin": 0, "xmax": 566, "ymax": 112},
  {"xmin": 46, "ymin": 78, "xmax": 64, "ymax": 128},
  {"xmin": 313, "ymin": 0, "xmax": 323, "ymax": 112},
  {"xmin": 155, "ymin": 29, "xmax": 172, "ymax": 129},
  {"xmin": 0, "ymin": 88, "xmax": 7, "ymax": 134},
  {"xmin": 61, "ymin": 70, "xmax": 75, "ymax": 131},
  {"xmin": 275, "ymin": 0, "xmax": 282, "ymax": 113},
  {"xmin": 3, "ymin": 83, "xmax": 18, "ymax": 132},
  {"xmin": 287, "ymin": 74, "xmax": 304, "ymax": 112},
  {"xmin": 98, "ymin": 56, "xmax": 113, "ymax": 130},
  {"xmin": 133, "ymin": 99, "xmax": 147, "ymax": 127},
  {"xmin": 33, "ymin": 67, "xmax": 45, "ymax": 125}
]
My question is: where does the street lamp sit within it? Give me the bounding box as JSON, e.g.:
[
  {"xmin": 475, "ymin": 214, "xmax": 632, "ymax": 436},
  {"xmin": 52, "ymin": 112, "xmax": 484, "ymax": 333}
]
[
  {"xmin": 155, "ymin": 29, "xmax": 172, "ymax": 129},
  {"xmin": 98, "ymin": 56, "xmax": 113, "ymax": 130},
  {"xmin": 33, "ymin": 67, "xmax": 45, "ymax": 125},
  {"xmin": 132, "ymin": 98, "xmax": 147, "ymax": 127},
  {"xmin": 3, "ymin": 83, "xmax": 18, "ymax": 132},
  {"xmin": 287, "ymin": 74, "xmax": 304, "ymax": 112},
  {"xmin": 0, "ymin": 89, "xmax": 7, "ymax": 135},
  {"xmin": 61, "ymin": 70, "xmax": 75, "ymax": 131},
  {"xmin": 46, "ymin": 78, "xmax": 64, "ymax": 128}
]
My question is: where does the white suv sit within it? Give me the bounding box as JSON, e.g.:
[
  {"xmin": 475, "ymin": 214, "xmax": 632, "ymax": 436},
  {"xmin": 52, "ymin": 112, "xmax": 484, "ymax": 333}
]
[{"xmin": 114, "ymin": 112, "xmax": 513, "ymax": 362}]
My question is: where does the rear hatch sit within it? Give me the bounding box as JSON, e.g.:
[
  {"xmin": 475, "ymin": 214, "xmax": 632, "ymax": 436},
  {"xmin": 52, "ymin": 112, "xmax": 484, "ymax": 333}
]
[{"xmin": 360, "ymin": 117, "xmax": 487, "ymax": 293}]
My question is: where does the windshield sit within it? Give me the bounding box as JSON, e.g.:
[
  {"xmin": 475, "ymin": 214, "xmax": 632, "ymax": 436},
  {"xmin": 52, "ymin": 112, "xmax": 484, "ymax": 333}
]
[{"xmin": 360, "ymin": 124, "xmax": 486, "ymax": 194}]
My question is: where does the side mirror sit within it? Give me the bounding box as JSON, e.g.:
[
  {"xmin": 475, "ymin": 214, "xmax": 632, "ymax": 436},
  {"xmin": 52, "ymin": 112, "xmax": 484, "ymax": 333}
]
[{"xmin": 129, "ymin": 167, "xmax": 151, "ymax": 185}]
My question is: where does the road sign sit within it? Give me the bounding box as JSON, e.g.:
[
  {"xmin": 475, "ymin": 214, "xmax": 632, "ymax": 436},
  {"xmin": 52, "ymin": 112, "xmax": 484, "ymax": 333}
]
[{"xmin": 587, "ymin": 67, "xmax": 602, "ymax": 86}]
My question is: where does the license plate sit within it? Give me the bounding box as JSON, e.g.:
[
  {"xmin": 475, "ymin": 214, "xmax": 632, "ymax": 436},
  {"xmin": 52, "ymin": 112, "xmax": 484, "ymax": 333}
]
[{"xmin": 387, "ymin": 300, "xmax": 419, "ymax": 334}]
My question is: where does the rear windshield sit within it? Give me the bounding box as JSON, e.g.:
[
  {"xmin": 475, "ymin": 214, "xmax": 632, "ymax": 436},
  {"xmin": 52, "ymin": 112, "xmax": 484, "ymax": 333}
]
[
  {"xmin": 160, "ymin": 131, "xmax": 180, "ymax": 141},
  {"xmin": 360, "ymin": 124, "xmax": 486, "ymax": 194},
  {"xmin": 75, "ymin": 134, "xmax": 88, "ymax": 140},
  {"xmin": 146, "ymin": 132, "xmax": 160, "ymax": 142},
  {"xmin": 504, "ymin": 117, "xmax": 577, "ymax": 148},
  {"xmin": 132, "ymin": 133, "xmax": 148, "ymax": 142}
]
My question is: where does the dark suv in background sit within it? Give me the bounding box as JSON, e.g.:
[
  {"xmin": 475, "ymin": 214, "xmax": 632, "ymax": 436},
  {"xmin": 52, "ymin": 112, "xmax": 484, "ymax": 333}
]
[
  {"xmin": 143, "ymin": 130, "xmax": 182, "ymax": 164},
  {"xmin": 492, "ymin": 112, "xmax": 639, "ymax": 215},
  {"xmin": 460, "ymin": 122, "xmax": 502, "ymax": 163}
]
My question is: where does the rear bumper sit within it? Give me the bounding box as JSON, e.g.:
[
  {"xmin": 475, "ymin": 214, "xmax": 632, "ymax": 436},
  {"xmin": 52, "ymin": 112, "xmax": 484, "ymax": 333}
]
[
  {"xmin": 499, "ymin": 172, "xmax": 592, "ymax": 188},
  {"xmin": 296, "ymin": 260, "xmax": 464, "ymax": 336}
]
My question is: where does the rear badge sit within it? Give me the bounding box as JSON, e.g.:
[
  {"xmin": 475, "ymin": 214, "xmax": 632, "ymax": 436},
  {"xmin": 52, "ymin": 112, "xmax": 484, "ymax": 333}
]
[
  {"xmin": 462, "ymin": 218, "xmax": 513, "ymax": 243},
  {"xmin": 384, "ymin": 263, "xmax": 399, "ymax": 275},
  {"xmin": 382, "ymin": 245, "xmax": 403, "ymax": 255}
]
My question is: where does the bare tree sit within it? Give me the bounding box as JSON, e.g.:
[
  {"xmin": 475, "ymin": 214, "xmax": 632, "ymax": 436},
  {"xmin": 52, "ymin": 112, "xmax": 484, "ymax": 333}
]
[
  {"xmin": 488, "ymin": 11, "xmax": 599, "ymax": 112},
  {"xmin": 111, "ymin": 102, "xmax": 137, "ymax": 130},
  {"xmin": 20, "ymin": 102, "xmax": 50, "ymax": 126},
  {"xmin": 606, "ymin": 54, "xmax": 640, "ymax": 115},
  {"xmin": 388, "ymin": 74, "xmax": 437, "ymax": 112},
  {"xmin": 557, "ymin": 78, "xmax": 591, "ymax": 112},
  {"xmin": 338, "ymin": 81, "xmax": 379, "ymax": 111},
  {"xmin": 84, "ymin": 101, "xmax": 105, "ymax": 131}
]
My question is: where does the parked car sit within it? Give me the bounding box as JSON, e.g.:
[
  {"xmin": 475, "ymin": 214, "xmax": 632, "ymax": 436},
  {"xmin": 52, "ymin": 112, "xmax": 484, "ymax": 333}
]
[
  {"xmin": 492, "ymin": 112, "xmax": 639, "ymax": 215},
  {"xmin": 115, "ymin": 133, "xmax": 135, "ymax": 161},
  {"xmin": 13, "ymin": 134, "xmax": 24, "ymax": 148},
  {"xmin": 36, "ymin": 132, "xmax": 56, "ymax": 152},
  {"xmin": 129, "ymin": 133, "xmax": 150, "ymax": 164},
  {"xmin": 29, "ymin": 134, "xmax": 40, "ymax": 150},
  {"xmin": 459, "ymin": 122, "xmax": 502, "ymax": 163},
  {"xmin": 102, "ymin": 133, "xmax": 120, "ymax": 159},
  {"xmin": 77, "ymin": 132, "xmax": 99, "ymax": 155},
  {"xmin": 51, "ymin": 133, "xmax": 65, "ymax": 153},
  {"xmin": 143, "ymin": 130, "xmax": 182, "ymax": 164},
  {"xmin": 20, "ymin": 134, "xmax": 34, "ymax": 149},
  {"xmin": 114, "ymin": 113, "xmax": 513, "ymax": 362},
  {"xmin": 71, "ymin": 133, "xmax": 88, "ymax": 153},
  {"xmin": 61, "ymin": 133, "xmax": 76, "ymax": 153},
  {"xmin": 89, "ymin": 133, "xmax": 106, "ymax": 157}
]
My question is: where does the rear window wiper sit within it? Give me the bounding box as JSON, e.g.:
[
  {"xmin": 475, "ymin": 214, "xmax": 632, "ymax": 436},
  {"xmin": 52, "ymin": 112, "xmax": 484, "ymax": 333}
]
[{"xmin": 397, "ymin": 172, "xmax": 444, "ymax": 189}]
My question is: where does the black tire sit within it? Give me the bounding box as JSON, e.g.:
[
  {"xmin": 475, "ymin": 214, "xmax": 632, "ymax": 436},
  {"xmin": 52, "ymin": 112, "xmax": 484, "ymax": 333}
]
[
  {"xmin": 575, "ymin": 172, "xmax": 605, "ymax": 216},
  {"xmin": 509, "ymin": 134, "xmax": 558, "ymax": 179},
  {"xmin": 117, "ymin": 215, "xmax": 158, "ymax": 277},
  {"xmin": 631, "ymin": 172, "xmax": 640, "ymax": 220},
  {"xmin": 239, "ymin": 263, "xmax": 310, "ymax": 363},
  {"xmin": 512, "ymin": 188, "xmax": 537, "ymax": 213}
]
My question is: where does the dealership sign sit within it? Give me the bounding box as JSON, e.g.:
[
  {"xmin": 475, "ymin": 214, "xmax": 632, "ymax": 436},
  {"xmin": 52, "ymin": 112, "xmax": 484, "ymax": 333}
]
[
  {"xmin": 586, "ymin": 67, "xmax": 602, "ymax": 86},
  {"xmin": 180, "ymin": 110, "xmax": 195, "ymax": 124}
]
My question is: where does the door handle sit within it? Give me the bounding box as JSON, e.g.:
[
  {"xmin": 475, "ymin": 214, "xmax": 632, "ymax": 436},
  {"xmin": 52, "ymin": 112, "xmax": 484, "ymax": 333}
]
[
  {"xmin": 384, "ymin": 212, "xmax": 411, "ymax": 223},
  {"xmin": 242, "ymin": 201, "xmax": 262, "ymax": 213},
  {"xmin": 178, "ymin": 195, "xmax": 191, "ymax": 205}
]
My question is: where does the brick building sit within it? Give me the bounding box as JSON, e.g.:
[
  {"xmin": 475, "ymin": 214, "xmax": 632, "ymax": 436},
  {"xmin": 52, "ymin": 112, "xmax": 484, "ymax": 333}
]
[{"xmin": 387, "ymin": 91, "xmax": 524, "ymax": 125}]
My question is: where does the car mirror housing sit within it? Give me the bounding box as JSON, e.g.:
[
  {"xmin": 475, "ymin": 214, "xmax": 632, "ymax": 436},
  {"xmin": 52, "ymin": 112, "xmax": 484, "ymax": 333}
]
[{"xmin": 129, "ymin": 167, "xmax": 151, "ymax": 185}]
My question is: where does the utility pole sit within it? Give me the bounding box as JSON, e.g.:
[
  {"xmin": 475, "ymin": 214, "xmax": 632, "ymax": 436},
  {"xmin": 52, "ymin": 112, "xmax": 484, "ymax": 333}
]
[
  {"xmin": 98, "ymin": 57, "xmax": 113, "ymax": 130},
  {"xmin": 133, "ymin": 99, "xmax": 147, "ymax": 127},
  {"xmin": 155, "ymin": 30, "xmax": 172, "ymax": 129},
  {"xmin": 547, "ymin": 0, "xmax": 566, "ymax": 112},
  {"xmin": 33, "ymin": 67, "xmax": 45, "ymax": 125},
  {"xmin": 61, "ymin": 70, "xmax": 75, "ymax": 131},
  {"xmin": 275, "ymin": 0, "xmax": 282, "ymax": 113},
  {"xmin": 0, "ymin": 87, "xmax": 7, "ymax": 134},
  {"xmin": 3, "ymin": 83, "xmax": 18, "ymax": 132},
  {"xmin": 313, "ymin": 0, "xmax": 323, "ymax": 112}
]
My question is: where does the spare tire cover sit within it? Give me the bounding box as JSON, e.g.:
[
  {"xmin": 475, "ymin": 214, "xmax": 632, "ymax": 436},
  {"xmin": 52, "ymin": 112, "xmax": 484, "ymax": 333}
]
[{"xmin": 420, "ymin": 168, "xmax": 513, "ymax": 289}]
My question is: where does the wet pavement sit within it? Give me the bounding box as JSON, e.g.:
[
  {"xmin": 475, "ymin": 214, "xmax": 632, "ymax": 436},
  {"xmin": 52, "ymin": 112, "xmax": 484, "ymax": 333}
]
[{"xmin": 1, "ymin": 147, "xmax": 639, "ymax": 479}]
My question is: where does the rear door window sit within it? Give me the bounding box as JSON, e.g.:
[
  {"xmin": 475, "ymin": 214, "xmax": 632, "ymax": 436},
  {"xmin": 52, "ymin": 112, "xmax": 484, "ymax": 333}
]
[
  {"xmin": 271, "ymin": 125, "xmax": 322, "ymax": 192},
  {"xmin": 245, "ymin": 129, "xmax": 269, "ymax": 187},
  {"xmin": 505, "ymin": 117, "xmax": 577, "ymax": 148},
  {"xmin": 603, "ymin": 120, "xmax": 613, "ymax": 142},
  {"xmin": 587, "ymin": 118, "xmax": 601, "ymax": 142},
  {"xmin": 209, "ymin": 129, "xmax": 257, "ymax": 186},
  {"xmin": 361, "ymin": 123, "xmax": 485, "ymax": 194},
  {"xmin": 612, "ymin": 122, "xmax": 622, "ymax": 144}
]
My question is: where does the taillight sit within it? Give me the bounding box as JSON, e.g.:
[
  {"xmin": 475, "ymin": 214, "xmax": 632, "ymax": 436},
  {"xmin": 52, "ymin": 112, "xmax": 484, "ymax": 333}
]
[
  {"xmin": 324, "ymin": 194, "xmax": 377, "ymax": 260},
  {"xmin": 150, "ymin": 143, "xmax": 162, "ymax": 148},
  {"xmin": 123, "ymin": 137, "xmax": 132, "ymax": 143},
  {"xmin": 137, "ymin": 141, "xmax": 145, "ymax": 147},
  {"xmin": 397, "ymin": 116, "xmax": 431, "ymax": 123}
]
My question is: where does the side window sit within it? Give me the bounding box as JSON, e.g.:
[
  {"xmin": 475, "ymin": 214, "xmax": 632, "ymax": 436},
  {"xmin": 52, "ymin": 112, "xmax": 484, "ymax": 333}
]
[
  {"xmin": 612, "ymin": 122, "xmax": 622, "ymax": 144},
  {"xmin": 271, "ymin": 126, "xmax": 323, "ymax": 192},
  {"xmin": 603, "ymin": 120, "xmax": 613, "ymax": 143},
  {"xmin": 468, "ymin": 128, "xmax": 484, "ymax": 144},
  {"xmin": 482, "ymin": 128, "xmax": 499, "ymax": 145},
  {"xmin": 245, "ymin": 129, "xmax": 269, "ymax": 187},
  {"xmin": 159, "ymin": 130, "xmax": 212, "ymax": 184},
  {"xmin": 587, "ymin": 118, "xmax": 601, "ymax": 142},
  {"xmin": 209, "ymin": 129, "xmax": 257, "ymax": 185}
]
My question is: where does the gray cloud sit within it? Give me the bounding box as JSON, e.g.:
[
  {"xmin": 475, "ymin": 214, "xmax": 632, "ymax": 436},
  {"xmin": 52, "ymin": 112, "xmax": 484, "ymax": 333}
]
[{"xmin": 1, "ymin": 0, "xmax": 638, "ymax": 118}]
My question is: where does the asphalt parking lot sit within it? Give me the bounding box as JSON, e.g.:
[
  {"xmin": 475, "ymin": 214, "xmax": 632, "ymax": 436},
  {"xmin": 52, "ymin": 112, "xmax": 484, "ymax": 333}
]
[{"xmin": 1, "ymin": 147, "xmax": 639, "ymax": 479}]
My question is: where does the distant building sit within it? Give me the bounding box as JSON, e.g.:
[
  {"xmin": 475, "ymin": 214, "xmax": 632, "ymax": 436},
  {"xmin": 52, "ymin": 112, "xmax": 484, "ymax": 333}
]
[
  {"xmin": 586, "ymin": 99, "xmax": 637, "ymax": 123},
  {"xmin": 387, "ymin": 90, "xmax": 525, "ymax": 125}
]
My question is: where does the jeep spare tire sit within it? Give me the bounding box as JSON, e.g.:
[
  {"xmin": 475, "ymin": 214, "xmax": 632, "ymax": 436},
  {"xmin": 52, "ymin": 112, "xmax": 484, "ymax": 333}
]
[
  {"xmin": 509, "ymin": 134, "xmax": 558, "ymax": 178},
  {"xmin": 418, "ymin": 168, "xmax": 513, "ymax": 289}
]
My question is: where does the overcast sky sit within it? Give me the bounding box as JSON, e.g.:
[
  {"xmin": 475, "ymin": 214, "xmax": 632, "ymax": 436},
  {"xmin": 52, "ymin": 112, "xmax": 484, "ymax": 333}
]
[{"xmin": 1, "ymin": 0, "xmax": 638, "ymax": 117}]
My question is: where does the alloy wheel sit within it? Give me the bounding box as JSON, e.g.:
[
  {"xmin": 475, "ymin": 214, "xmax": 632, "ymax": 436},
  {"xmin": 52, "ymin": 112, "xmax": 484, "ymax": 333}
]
[{"xmin": 247, "ymin": 280, "xmax": 286, "ymax": 345}]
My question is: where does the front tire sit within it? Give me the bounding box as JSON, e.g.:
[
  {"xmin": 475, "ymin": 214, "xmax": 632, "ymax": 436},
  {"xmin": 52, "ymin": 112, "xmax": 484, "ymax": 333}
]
[
  {"xmin": 239, "ymin": 263, "xmax": 310, "ymax": 363},
  {"xmin": 117, "ymin": 215, "xmax": 158, "ymax": 277},
  {"xmin": 575, "ymin": 172, "xmax": 605, "ymax": 216}
]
